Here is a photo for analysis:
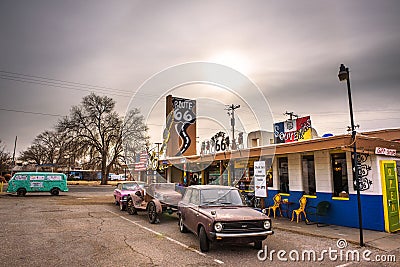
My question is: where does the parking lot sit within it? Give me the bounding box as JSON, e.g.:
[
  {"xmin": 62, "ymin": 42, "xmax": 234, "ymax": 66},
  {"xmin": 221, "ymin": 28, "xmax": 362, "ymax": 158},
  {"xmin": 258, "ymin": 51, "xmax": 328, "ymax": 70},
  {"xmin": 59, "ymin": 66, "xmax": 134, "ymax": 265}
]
[{"xmin": 1, "ymin": 185, "xmax": 397, "ymax": 267}]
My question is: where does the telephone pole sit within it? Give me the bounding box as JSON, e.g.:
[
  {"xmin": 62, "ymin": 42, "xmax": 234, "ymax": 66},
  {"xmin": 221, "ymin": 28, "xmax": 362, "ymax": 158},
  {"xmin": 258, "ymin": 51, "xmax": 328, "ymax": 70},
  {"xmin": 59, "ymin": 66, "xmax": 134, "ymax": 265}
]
[
  {"xmin": 226, "ymin": 104, "xmax": 240, "ymax": 150},
  {"xmin": 11, "ymin": 136, "xmax": 17, "ymax": 175}
]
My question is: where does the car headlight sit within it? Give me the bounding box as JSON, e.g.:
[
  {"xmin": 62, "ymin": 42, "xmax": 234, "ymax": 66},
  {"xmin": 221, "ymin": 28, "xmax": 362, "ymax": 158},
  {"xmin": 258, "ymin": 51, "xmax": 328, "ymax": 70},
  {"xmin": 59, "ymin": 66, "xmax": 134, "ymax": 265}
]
[
  {"xmin": 214, "ymin": 222, "xmax": 223, "ymax": 232},
  {"xmin": 263, "ymin": 220, "xmax": 271, "ymax": 230},
  {"xmin": 122, "ymin": 195, "xmax": 128, "ymax": 199},
  {"xmin": 261, "ymin": 208, "xmax": 267, "ymax": 214}
]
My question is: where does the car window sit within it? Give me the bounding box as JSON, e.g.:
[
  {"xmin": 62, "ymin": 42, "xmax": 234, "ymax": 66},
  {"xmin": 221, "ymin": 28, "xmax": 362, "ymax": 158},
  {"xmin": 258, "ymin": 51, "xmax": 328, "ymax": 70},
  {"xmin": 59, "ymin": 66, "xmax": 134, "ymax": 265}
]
[
  {"xmin": 190, "ymin": 189, "xmax": 200, "ymax": 205},
  {"xmin": 182, "ymin": 188, "xmax": 192, "ymax": 204},
  {"xmin": 200, "ymin": 189, "xmax": 245, "ymax": 206},
  {"xmin": 122, "ymin": 183, "xmax": 139, "ymax": 190}
]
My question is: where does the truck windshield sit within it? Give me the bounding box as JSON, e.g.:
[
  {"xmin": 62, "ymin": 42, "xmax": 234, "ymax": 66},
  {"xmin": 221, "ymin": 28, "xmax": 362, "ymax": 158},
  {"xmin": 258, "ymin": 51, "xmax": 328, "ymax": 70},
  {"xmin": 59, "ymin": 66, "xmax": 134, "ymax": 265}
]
[{"xmin": 200, "ymin": 189, "xmax": 245, "ymax": 206}]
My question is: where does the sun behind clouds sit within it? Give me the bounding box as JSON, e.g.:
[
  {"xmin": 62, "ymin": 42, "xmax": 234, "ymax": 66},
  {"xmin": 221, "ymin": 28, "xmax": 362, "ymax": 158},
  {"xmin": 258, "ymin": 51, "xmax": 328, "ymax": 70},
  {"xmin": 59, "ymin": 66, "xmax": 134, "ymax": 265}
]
[{"xmin": 208, "ymin": 50, "xmax": 252, "ymax": 75}]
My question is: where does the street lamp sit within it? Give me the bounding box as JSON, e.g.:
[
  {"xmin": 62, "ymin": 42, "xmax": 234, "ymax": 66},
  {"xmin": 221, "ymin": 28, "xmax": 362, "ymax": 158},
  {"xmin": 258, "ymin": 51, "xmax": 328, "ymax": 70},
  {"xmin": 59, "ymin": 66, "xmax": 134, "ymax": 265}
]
[{"xmin": 338, "ymin": 64, "xmax": 364, "ymax": 247}]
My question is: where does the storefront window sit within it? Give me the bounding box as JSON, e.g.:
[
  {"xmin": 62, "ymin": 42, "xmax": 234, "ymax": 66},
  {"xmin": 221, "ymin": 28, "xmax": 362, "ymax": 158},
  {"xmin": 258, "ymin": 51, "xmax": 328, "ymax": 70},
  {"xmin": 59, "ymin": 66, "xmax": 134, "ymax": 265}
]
[
  {"xmin": 208, "ymin": 171, "xmax": 220, "ymax": 184},
  {"xmin": 278, "ymin": 157, "xmax": 289, "ymax": 193},
  {"xmin": 331, "ymin": 153, "xmax": 349, "ymax": 197},
  {"xmin": 302, "ymin": 155, "xmax": 316, "ymax": 195}
]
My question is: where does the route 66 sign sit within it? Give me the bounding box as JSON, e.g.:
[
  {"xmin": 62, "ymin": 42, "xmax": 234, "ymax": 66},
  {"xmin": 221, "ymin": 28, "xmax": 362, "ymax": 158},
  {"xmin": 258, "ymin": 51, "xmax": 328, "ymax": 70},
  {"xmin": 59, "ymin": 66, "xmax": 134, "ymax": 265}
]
[{"xmin": 166, "ymin": 95, "xmax": 197, "ymax": 157}]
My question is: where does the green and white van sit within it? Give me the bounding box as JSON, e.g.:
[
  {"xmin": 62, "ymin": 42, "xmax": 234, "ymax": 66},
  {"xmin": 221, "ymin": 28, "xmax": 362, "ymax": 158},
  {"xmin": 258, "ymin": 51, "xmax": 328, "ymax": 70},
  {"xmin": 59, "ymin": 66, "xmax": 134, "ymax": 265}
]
[{"xmin": 7, "ymin": 172, "xmax": 68, "ymax": 196}]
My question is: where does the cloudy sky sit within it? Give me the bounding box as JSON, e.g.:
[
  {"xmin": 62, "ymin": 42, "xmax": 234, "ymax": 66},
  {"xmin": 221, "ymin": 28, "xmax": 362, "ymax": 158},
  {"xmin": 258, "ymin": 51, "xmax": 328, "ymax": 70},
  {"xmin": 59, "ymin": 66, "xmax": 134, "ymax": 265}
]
[{"xmin": 1, "ymin": 0, "xmax": 399, "ymax": 155}]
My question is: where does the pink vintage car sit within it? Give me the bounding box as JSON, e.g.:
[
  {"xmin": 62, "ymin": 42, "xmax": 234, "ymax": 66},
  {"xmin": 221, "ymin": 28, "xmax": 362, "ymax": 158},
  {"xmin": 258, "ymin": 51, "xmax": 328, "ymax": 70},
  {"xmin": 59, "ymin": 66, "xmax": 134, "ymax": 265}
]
[{"xmin": 113, "ymin": 181, "xmax": 146, "ymax": 211}]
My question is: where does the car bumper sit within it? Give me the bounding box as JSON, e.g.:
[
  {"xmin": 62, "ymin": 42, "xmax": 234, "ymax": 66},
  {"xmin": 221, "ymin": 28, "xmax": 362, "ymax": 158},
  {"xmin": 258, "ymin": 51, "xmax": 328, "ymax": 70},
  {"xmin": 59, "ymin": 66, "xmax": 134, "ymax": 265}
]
[{"xmin": 210, "ymin": 230, "xmax": 274, "ymax": 241}]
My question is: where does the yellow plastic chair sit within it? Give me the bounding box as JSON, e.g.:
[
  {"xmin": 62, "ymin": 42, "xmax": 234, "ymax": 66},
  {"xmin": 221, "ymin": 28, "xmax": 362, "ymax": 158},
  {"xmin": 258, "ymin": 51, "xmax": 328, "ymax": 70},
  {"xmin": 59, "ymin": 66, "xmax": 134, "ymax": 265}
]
[
  {"xmin": 291, "ymin": 196, "xmax": 309, "ymax": 223},
  {"xmin": 265, "ymin": 193, "xmax": 282, "ymax": 218}
]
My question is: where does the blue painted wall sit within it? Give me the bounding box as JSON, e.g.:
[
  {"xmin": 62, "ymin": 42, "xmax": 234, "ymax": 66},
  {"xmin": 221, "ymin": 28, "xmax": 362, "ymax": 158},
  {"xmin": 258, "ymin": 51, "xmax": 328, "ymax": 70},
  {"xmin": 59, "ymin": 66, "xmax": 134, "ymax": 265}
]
[{"xmin": 264, "ymin": 189, "xmax": 385, "ymax": 231}]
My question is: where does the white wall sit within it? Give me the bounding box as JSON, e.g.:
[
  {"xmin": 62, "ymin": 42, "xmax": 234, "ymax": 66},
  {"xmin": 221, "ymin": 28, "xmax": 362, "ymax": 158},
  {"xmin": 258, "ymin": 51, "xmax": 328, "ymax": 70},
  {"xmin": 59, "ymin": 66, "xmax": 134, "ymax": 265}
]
[
  {"xmin": 314, "ymin": 150, "xmax": 332, "ymax": 193},
  {"xmin": 288, "ymin": 154, "xmax": 302, "ymax": 191},
  {"xmin": 347, "ymin": 152, "xmax": 380, "ymax": 196},
  {"xmin": 269, "ymin": 150, "xmax": 392, "ymax": 196},
  {"xmin": 271, "ymin": 159, "xmax": 279, "ymax": 190}
]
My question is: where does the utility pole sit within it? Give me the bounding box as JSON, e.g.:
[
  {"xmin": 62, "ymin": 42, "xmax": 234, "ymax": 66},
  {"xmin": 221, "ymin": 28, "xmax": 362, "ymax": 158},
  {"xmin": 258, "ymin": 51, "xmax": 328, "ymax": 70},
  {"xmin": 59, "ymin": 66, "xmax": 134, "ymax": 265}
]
[
  {"xmin": 11, "ymin": 136, "xmax": 17, "ymax": 175},
  {"xmin": 226, "ymin": 104, "xmax": 240, "ymax": 150}
]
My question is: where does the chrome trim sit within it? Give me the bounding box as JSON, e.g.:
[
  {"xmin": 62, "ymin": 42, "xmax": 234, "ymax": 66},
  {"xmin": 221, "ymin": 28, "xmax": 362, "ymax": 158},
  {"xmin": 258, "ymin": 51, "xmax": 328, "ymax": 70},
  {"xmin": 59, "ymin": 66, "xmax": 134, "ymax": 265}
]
[{"xmin": 215, "ymin": 230, "xmax": 273, "ymax": 238}]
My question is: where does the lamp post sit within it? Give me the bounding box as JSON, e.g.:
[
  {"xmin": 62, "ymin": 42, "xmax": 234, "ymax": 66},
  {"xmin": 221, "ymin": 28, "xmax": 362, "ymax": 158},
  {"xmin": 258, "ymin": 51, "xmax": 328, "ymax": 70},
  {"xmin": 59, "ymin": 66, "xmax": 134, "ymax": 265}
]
[{"xmin": 338, "ymin": 64, "xmax": 364, "ymax": 247}]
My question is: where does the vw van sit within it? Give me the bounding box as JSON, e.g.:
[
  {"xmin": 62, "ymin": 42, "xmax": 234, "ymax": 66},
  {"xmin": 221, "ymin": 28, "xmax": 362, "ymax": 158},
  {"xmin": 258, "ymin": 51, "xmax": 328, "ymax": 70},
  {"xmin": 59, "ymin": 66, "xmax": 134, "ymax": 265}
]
[{"xmin": 7, "ymin": 172, "xmax": 68, "ymax": 196}]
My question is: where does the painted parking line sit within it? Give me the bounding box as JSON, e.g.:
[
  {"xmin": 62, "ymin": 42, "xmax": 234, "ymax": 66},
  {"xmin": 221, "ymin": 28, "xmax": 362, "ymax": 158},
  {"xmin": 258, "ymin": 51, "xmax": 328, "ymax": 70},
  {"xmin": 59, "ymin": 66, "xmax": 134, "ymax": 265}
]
[{"xmin": 105, "ymin": 209, "xmax": 224, "ymax": 265}]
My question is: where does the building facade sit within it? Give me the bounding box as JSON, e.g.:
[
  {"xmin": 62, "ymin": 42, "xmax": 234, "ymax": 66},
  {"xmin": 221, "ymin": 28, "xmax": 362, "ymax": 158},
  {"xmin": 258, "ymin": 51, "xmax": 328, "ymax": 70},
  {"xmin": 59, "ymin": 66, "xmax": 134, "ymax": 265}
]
[{"xmin": 161, "ymin": 129, "xmax": 400, "ymax": 232}]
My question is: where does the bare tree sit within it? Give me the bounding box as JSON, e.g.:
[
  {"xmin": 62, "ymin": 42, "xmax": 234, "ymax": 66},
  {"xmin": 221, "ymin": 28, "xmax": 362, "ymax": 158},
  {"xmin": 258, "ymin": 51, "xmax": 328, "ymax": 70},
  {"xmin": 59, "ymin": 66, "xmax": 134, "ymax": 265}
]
[
  {"xmin": 19, "ymin": 143, "xmax": 46, "ymax": 165},
  {"xmin": 19, "ymin": 130, "xmax": 71, "ymax": 168},
  {"xmin": 122, "ymin": 108, "xmax": 149, "ymax": 171},
  {"xmin": 57, "ymin": 93, "xmax": 148, "ymax": 185}
]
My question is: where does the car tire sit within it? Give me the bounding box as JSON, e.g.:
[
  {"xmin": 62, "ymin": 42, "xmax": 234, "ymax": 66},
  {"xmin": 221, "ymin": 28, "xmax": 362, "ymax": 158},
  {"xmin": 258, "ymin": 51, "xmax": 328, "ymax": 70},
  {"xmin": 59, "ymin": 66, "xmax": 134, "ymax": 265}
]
[
  {"xmin": 199, "ymin": 226, "xmax": 210, "ymax": 252},
  {"xmin": 147, "ymin": 201, "xmax": 159, "ymax": 224},
  {"xmin": 179, "ymin": 215, "xmax": 188, "ymax": 233},
  {"xmin": 50, "ymin": 188, "xmax": 59, "ymax": 196},
  {"xmin": 254, "ymin": 240, "xmax": 263, "ymax": 250},
  {"xmin": 127, "ymin": 199, "xmax": 137, "ymax": 215},
  {"xmin": 17, "ymin": 188, "xmax": 26, "ymax": 197}
]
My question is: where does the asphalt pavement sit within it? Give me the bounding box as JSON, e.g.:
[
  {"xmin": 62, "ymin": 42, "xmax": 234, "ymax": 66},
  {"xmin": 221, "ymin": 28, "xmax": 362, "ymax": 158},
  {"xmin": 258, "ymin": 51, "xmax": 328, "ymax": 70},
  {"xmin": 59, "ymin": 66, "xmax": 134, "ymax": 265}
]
[
  {"xmin": 1, "ymin": 183, "xmax": 399, "ymax": 253},
  {"xmin": 271, "ymin": 215, "xmax": 400, "ymax": 252}
]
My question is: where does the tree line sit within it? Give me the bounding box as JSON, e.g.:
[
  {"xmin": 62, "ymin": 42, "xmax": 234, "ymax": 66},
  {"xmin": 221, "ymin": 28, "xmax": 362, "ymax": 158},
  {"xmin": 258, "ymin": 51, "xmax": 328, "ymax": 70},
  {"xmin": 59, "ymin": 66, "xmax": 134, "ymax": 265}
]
[{"xmin": 1, "ymin": 93, "xmax": 148, "ymax": 185}]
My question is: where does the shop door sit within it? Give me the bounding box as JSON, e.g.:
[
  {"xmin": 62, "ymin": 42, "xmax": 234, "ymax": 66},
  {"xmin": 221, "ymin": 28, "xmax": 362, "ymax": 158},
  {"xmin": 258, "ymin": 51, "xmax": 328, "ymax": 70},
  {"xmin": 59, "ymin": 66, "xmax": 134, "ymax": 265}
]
[{"xmin": 380, "ymin": 161, "xmax": 400, "ymax": 232}]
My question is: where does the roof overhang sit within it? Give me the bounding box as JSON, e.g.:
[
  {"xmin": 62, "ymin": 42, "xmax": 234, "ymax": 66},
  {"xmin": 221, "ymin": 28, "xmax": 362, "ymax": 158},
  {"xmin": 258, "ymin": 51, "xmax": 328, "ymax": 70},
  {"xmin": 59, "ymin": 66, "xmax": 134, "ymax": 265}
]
[{"xmin": 162, "ymin": 134, "xmax": 400, "ymax": 165}]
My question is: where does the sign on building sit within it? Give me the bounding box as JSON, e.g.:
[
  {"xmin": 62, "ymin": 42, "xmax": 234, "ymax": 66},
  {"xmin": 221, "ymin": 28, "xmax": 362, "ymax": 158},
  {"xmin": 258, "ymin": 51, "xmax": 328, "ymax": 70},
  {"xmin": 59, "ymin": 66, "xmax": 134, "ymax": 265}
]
[
  {"xmin": 375, "ymin": 147, "xmax": 397, "ymax": 156},
  {"xmin": 254, "ymin": 161, "xmax": 267, "ymax": 197},
  {"xmin": 274, "ymin": 116, "xmax": 312, "ymax": 143},
  {"xmin": 165, "ymin": 95, "xmax": 197, "ymax": 157}
]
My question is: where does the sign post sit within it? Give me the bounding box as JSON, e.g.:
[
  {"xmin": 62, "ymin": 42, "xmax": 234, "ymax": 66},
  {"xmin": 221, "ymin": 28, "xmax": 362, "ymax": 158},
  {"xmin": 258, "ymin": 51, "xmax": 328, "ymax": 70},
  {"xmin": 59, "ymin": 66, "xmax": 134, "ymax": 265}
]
[{"xmin": 254, "ymin": 161, "xmax": 267, "ymax": 198}]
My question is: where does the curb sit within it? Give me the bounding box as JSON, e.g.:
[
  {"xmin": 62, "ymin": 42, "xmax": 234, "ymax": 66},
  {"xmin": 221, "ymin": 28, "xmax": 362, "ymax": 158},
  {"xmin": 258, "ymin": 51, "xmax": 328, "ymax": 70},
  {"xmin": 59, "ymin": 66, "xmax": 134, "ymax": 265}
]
[{"xmin": 273, "ymin": 223, "xmax": 379, "ymax": 251}]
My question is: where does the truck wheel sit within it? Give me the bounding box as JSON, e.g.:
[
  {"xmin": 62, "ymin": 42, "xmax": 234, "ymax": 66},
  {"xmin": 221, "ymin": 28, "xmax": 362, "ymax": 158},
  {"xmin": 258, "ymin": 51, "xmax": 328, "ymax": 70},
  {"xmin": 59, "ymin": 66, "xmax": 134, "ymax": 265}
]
[
  {"xmin": 17, "ymin": 188, "xmax": 27, "ymax": 197},
  {"xmin": 147, "ymin": 201, "xmax": 159, "ymax": 224},
  {"xmin": 199, "ymin": 226, "xmax": 210, "ymax": 252},
  {"xmin": 50, "ymin": 188, "xmax": 59, "ymax": 196},
  {"xmin": 127, "ymin": 199, "xmax": 137, "ymax": 215},
  {"xmin": 179, "ymin": 215, "xmax": 188, "ymax": 233}
]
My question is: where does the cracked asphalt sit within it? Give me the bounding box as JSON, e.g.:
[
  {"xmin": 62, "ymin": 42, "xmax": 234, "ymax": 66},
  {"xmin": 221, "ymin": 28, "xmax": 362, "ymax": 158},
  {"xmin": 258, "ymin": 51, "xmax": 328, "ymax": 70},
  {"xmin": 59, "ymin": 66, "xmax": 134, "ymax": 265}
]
[
  {"xmin": 1, "ymin": 185, "xmax": 398, "ymax": 266},
  {"xmin": 0, "ymin": 186, "xmax": 222, "ymax": 266}
]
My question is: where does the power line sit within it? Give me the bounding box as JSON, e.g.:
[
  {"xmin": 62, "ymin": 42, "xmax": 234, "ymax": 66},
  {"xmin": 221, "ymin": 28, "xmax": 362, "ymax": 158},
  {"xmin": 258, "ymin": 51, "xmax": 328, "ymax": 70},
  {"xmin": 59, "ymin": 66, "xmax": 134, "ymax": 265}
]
[
  {"xmin": 0, "ymin": 74, "xmax": 132, "ymax": 98},
  {"xmin": 0, "ymin": 108, "xmax": 62, "ymax": 117},
  {"xmin": 0, "ymin": 70, "xmax": 163, "ymax": 99},
  {"xmin": 0, "ymin": 70, "xmax": 130, "ymax": 93}
]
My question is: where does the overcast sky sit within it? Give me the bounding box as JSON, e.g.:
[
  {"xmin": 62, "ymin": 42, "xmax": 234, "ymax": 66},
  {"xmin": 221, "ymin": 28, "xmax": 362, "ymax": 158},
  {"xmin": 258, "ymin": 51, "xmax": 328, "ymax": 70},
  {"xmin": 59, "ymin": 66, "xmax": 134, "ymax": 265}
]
[{"xmin": 1, "ymin": 0, "xmax": 399, "ymax": 155}]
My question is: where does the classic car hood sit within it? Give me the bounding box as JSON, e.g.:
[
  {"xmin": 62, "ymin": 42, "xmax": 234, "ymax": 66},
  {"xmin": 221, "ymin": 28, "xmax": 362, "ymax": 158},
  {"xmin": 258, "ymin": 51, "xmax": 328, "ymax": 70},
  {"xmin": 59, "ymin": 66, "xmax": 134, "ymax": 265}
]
[
  {"xmin": 199, "ymin": 206, "xmax": 268, "ymax": 221},
  {"xmin": 153, "ymin": 190, "xmax": 182, "ymax": 206}
]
